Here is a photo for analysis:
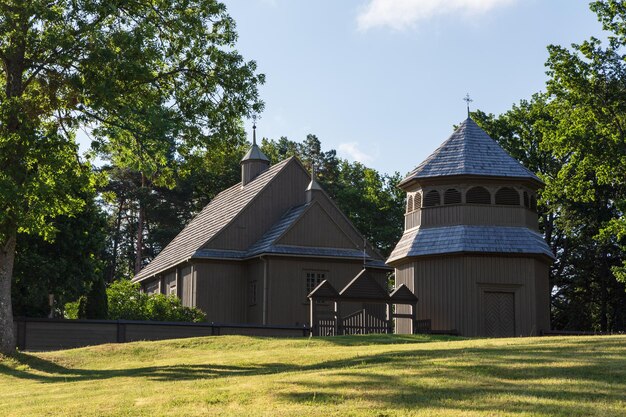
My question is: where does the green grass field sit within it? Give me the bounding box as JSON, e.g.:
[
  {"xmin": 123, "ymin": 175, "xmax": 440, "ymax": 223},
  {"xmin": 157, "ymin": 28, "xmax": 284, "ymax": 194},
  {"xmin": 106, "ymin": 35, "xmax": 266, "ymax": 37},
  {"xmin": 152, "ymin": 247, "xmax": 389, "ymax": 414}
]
[{"xmin": 0, "ymin": 334, "xmax": 624, "ymax": 416}]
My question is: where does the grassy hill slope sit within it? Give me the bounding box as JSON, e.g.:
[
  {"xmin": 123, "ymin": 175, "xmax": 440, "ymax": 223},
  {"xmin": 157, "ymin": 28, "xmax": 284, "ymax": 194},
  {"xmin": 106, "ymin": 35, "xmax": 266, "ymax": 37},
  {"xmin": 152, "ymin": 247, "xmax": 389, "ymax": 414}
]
[{"xmin": 0, "ymin": 334, "xmax": 625, "ymax": 416}]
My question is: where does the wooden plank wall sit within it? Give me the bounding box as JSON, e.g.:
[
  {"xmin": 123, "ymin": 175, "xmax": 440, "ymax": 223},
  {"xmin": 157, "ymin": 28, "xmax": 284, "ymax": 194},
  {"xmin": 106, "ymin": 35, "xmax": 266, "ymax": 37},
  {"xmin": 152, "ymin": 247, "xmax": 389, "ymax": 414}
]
[
  {"xmin": 278, "ymin": 203, "xmax": 356, "ymax": 248},
  {"xmin": 194, "ymin": 262, "xmax": 246, "ymax": 323},
  {"xmin": 416, "ymin": 205, "xmax": 539, "ymax": 230},
  {"xmin": 246, "ymin": 259, "xmax": 265, "ymax": 324},
  {"xmin": 395, "ymin": 255, "xmax": 549, "ymax": 336},
  {"xmin": 14, "ymin": 319, "xmax": 308, "ymax": 351},
  {"xmin": 268, "ymin": 257, "xmax": 389, "ymax": 326},
  {"xmin": 180, "ymin": 265, "xmax": 193, "ymax": 307}
]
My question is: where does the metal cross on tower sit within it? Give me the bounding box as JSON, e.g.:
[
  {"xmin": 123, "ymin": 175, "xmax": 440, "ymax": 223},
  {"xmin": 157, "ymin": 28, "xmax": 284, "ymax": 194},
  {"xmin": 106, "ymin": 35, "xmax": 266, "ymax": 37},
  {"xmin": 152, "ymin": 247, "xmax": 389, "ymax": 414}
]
[
  {"xmin": 252, "ymin": 114, "xmax": 258, "ymax": 145},
  {"xmin": 463, "ymin": 93, "xmax": 473, "ymax": 117}
]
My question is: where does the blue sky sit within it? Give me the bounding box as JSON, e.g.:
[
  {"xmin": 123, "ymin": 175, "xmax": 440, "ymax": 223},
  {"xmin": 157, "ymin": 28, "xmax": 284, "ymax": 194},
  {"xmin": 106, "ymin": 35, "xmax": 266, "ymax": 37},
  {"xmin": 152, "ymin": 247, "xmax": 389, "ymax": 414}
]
[{"xmin": 223, "ymin": 0, "xmax": 605, "ymax": 176}]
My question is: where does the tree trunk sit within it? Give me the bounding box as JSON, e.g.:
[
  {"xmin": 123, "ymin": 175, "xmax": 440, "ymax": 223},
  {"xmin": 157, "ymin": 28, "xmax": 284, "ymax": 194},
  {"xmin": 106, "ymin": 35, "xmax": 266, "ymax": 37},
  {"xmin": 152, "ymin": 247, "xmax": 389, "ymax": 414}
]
[
  {"xmin": 134, "ymin": 172, "xmax": 146, "ymax": 275},
  {"xmin": 0, "ymin": 232, "xmax": 17, "ymax": 354}
]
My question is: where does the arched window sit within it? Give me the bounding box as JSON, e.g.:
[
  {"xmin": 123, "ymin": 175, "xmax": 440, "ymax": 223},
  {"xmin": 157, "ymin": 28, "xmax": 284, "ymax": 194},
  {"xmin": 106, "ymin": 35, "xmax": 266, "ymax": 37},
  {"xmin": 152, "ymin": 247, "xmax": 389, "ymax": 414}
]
[
  {"xmin": 406, "ymin": 194, "xmax": 414, "ymax": 213},
  {"xmin": 523, "ymin": 191, "xmax": 529, "ymax": 208},
  {"xmin": 414, "ymin": 192, "xmax": 422, "ymax": 209},
  {"xmin": 530, "ymin": 195, "xmax": 537, "ymax": 211},
  {"xmin": 423, "ymin": 190, "xmax": 440, "ymax": 207},
  {"xmin": 495, "ymin": 187, "xmax": 520, "ymax": 205},
  {"xmin": 466, "ymin": 186, "xmax": 491, "ymax": 204},
  {"xmin": 444, "ymin": 188, "xmax": 462, "ymax": 205}
]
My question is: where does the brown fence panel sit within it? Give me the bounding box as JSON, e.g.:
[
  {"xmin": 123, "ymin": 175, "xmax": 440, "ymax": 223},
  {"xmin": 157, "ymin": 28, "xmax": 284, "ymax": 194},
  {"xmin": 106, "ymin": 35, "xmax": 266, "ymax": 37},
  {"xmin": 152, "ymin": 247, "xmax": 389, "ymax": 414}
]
[
  {"xmin": 124, "ymin": 324, "xmax": 215, "ymax": 342},
  {"xmin": 20, "ymin": 320, "xmax": 117, "ymax": 351},
  {"xmin": 14, "ymin": 318, "xmax": 309, "ymax": 351}
]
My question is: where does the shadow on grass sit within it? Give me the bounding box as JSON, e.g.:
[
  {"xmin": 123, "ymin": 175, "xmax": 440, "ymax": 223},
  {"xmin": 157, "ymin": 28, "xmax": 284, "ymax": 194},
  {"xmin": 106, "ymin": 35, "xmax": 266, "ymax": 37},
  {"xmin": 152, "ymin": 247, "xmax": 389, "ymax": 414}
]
[
  {"xmin": 281, "ymin": 339, "xmax": 626, "ymax": 416},
  {"xmin": 1, "ymin": 337, "xmax": 625, "ymax": 415}
]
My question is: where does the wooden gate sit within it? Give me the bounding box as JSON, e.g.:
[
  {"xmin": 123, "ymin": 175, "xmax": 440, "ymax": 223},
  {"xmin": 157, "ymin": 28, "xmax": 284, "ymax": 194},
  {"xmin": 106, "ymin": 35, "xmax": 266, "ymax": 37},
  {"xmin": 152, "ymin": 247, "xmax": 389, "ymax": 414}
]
[
  {"xmin": 308, "ymin": 268, "xmax": 419, "ymax": 336},
  {"xmin": 342, "ymin": 309, "xmax": 389, "ymax": 335},
  {"xmin": 484, "ymin": 291, "xmax": 515, "ymax": 337}
]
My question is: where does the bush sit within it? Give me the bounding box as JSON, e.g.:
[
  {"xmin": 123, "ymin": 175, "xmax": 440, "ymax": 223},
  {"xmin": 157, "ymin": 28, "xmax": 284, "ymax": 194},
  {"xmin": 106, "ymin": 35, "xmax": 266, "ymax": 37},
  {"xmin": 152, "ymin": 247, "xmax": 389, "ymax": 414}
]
[
  {"xmin": 64, "ymin": 297, "xmax": 85, "ymax": 319},
  {"xmin": 106, "ymin": 280, "xmax": 147, "ymax": 320},
  {"xmin": 107, "ymin": 279, "xmax": 206, "ymax": 322}
]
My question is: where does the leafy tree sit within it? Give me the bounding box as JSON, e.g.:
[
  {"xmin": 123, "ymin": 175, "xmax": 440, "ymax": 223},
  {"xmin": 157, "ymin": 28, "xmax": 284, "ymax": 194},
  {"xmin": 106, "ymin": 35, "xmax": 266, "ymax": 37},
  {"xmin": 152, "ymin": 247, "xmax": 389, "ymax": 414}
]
[
  {"xmin": 472, "ymin": 94, "xmax": 626, "ymax": 332},
  {"xmin": 545, "ymin": 0, "xmax": 626, "ymax": 286},
  {"xmin": 545, "ymin": 0, "xmax": 626, "ymax": 330},
  {"xmin": 12, "ymin": 193, "xmax": 107, "ymax": 318},
  {"xmin": 0, "ymin": 0, "xmax": 263, "ymax": 353}
]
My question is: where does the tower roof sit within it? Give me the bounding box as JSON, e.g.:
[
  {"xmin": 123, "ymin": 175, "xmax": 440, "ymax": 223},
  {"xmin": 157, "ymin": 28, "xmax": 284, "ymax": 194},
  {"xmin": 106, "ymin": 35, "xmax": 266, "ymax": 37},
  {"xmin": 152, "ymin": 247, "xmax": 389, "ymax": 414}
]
[
  {"xmin": 241, "ymin": 143, "xmax": 269, "ymax": 163},
  {"xmin": 399, "ymin": 118, "xmax": 541, "ymax": 187},
  {"xmin": 241, "ymin": 123, "xmax": 270, "ymax": 163}
]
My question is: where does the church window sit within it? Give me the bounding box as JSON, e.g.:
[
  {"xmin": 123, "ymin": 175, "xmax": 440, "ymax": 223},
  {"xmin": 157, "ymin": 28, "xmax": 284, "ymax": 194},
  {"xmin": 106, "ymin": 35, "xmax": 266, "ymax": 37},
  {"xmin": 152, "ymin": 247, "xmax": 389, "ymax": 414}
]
[
  {"xmin": 406, "ymin": 195, "xmax": 414, "ymax": 213},
  {"xmin": 466, "ymin": 186, "xmax": 491, "ymax": 204},
  {"xmin": 305, "ymin": 271, "xmax": 326, "ymax": 295},
  {"xmin": 414, "ymin": 192, "xmax": 422, "ymax": 209},
  {"xmin": 248, "ymin": 281, "xmax": 257, "ymax": 306},
  {"xmin": 495, "ymin": 187, "xmax": 520, "ymax": 205},
  {"xmin": 423, "ymin": 190, "xmax": 441, "ymax": 207},
  {"xmin": 444, "ymin": 188, "xmax": 462, "ymax": 205}
]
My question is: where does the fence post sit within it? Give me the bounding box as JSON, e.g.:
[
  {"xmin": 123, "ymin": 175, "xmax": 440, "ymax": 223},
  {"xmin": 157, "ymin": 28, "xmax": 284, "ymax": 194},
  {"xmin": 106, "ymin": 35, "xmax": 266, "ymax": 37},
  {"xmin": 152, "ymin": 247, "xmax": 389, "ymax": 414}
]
[
  {"xmin": 335, "ymin": 301, "xmax": 343, "ymax": 336},
  {"xmin": 386, "ymin": 303, "xmax": 393, "ymax": 334}
]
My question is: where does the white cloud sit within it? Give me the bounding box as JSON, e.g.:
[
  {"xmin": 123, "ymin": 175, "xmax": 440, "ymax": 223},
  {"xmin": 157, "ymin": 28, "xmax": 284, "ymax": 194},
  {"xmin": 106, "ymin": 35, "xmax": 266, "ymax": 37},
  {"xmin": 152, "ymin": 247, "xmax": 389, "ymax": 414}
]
[
  {"xmin": 357, "ymin": 0, "xmax": 516, "ymax": 31},
  {"xmin": 338, "ymin": 142, "xmax": 375, "ymax": 164}
]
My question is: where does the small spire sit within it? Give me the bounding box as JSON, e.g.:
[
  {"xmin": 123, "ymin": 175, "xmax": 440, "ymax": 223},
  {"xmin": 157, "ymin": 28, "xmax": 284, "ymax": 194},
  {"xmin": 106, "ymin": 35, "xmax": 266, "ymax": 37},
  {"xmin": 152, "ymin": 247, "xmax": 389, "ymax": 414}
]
[
  {"xmin": 252, "ymin": 114, "xmax": 257, "ymax": 145},
  {"xmin": 306, "ymin": 162, "xmax": 322, "ymax": 194},
  {"xmin": 463, "ymin": 93, "xmax": 473, "ymax": 118}
]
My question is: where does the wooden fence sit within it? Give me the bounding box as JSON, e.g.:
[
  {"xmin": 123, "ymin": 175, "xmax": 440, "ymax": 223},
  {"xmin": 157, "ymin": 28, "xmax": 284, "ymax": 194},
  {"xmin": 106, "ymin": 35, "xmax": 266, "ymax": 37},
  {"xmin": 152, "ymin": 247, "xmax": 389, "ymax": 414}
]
[{"xmin": 13, "ymin": 317, "xmax": 310, "ymax": 351}]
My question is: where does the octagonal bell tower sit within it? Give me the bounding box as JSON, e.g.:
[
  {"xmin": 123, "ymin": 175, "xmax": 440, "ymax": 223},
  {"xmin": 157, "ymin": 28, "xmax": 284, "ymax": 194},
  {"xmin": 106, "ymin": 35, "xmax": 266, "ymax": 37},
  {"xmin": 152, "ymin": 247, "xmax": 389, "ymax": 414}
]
[{"xmin": 387, "ymin": 118, "xmax": 554, "ymax": 337}]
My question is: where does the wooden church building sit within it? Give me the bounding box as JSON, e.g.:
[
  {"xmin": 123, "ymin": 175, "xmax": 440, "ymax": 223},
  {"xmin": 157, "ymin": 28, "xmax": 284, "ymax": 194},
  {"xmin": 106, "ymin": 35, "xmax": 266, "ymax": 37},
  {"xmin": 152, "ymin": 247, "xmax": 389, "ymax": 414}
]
[
  {"xmin": 388, "ymin": 118, "xmax": 554, "ymax": 337},
  {"xmin": 133, "ymin": 129, "xmax": 390, "ymax": 326}
]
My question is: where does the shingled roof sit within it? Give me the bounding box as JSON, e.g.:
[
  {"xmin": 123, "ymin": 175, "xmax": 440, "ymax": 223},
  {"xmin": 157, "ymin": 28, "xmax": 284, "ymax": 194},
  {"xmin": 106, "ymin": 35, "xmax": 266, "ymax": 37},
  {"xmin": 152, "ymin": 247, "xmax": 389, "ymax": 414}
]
[
  {"xmin": 133, "ymin": 158, "xmax": 294, "ymax": 281},
  {"xmin": 387, "ymin": 225, "xmax": 555, "ymax": 264},
  {"xmin": 399, "ymin": 118, "xmax": 541, "ymax": 187},
  {"xmin": 190, "ymin": 201, "xmax": 389, "ymax": 268}
]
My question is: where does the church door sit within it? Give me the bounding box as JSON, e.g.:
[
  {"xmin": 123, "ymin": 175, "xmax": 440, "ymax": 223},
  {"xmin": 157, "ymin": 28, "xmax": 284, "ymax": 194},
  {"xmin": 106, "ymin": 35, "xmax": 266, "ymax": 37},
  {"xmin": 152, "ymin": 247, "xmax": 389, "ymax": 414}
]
[{"xmin": 483, "ymin": 291, "xmax": 515, "ymax": 337}]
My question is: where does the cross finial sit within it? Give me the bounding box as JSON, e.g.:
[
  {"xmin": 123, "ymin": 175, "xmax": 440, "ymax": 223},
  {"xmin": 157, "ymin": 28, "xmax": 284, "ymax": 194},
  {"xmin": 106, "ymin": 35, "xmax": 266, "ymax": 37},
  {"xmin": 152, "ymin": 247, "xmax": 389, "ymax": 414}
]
[
  {"xmin": 252, "ymin": 114, "xmax": 258, "ymax": 145},
  {"xmin": 463, "ymin": 93, "xmax": 473, "ymax": 118}
]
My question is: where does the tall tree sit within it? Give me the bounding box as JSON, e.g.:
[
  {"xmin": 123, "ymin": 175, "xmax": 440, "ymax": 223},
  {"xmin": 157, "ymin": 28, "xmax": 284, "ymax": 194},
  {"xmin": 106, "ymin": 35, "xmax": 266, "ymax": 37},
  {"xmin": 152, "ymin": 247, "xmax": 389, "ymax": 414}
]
[
  {"xmin": 545, "ymin": 1, "xmax": 626, "ymax": 283},
  {"xmin": 0, "ymin": 0, "xmax": 263, "ymax": 353},
  {"xmin": 473, "ymin": 94, "xmax": 626, "ymax": 332}
]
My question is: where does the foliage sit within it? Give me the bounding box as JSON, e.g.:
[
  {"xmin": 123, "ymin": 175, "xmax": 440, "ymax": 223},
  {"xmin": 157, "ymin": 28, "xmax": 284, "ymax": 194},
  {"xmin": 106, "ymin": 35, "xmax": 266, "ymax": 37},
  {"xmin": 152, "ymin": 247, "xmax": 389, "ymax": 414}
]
[
  {"xmin": 0, "ymin": 335, "xmax": 625, "ymax": 416},
  {"xmin": 544, "ymin": 1, "xmax": 626, "ymax": 283},
  {"xmin": 106, "ymin": 280, "xmax": 206, "ymax": 322},
  {"xmin": 62, "ymin": 298, "xmax": 84, "ymax": 320},
  {"xmin": 99, "ymin": 136, "xmax": 246, "ymax": 281},
  {"xmin": 0, "ymin": 0, "xmax": 263, "ymax": 351},
  {"xmin": 85, "ymin": 276, "xmax": 108, "ymax": 319},
  {"xmin": 11, "ymin": 194, "xmax": 108, "ymax": 318},
  {"xmin": 472, "ymin": 94, "xmax": 626, "ymax": 332}
]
